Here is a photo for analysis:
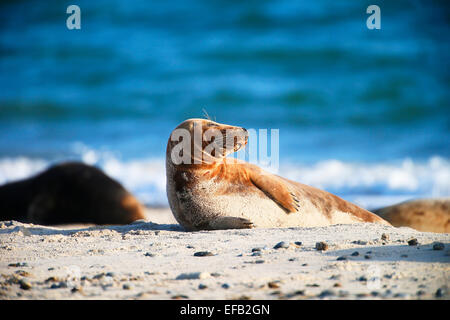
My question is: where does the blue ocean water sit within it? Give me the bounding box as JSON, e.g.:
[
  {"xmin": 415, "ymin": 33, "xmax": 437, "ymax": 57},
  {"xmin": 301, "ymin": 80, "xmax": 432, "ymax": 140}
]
[{"xmin": 0, "ymin": 0, "xmax": 449, "ymax": 208}]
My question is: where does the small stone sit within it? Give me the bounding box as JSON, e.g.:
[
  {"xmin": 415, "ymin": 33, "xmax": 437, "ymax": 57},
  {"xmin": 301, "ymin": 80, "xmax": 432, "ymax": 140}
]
[
  {"xmin": 15, "ymin": 270, "xmax": 30, "ymax": 277},
  {"xmin": 432, "ymin": 242, "xmax": 444, "ymax": 250},
  {"xmin": 251, "ymin": 252, "xmax": 262, "ymax": 256},
  {"xmin": 393, "ymin": 293, "xmax": 409, "ymax": 298},
  {"xmin": 329, "ymin": 275, "xmax": 341, "ymax": 280},
  {"xmin": 221, "ymin": 283, "xmax": 230, "ymax": 289},
  {"xmin": 371, "ymin": 291, "xmax": 380, "ymax": 297},
  {"xmin": 194, "ymin": 251, "xmax": 214, "ymax": 257},
  {"xmin": 123, "ymin": 284, "xmax": 131, "ymax": 290},
  {"xmin": 172, "ymin": 294, "xmax": 189, "ymax": 299},
  {"xmin": 144, "ymin": 252, "xmax": 157, "ymax": 257},
  {"xmin": 198, "ymin": 284, "xmax": 208, "ymax": 290},
  {"xmin": 336, "ymin": 256, "xmax": 347, "ymax": 261},
  {"xmin": 211, "ymin": 272, "xmax": 221, "ymax": 277},
  {"xmin": 306, "ymin": 283, "xmax": 320, "ymax": 287},
  {"xmin": 333, "ymin": 283, "xmax": 342, "ymax": 288},
  {"xmin": 176, "ymin": 272, "xmax": 210, "ymax": 280},
  {"xmin": 435, "ymin": 287, "xmax": 447, "ymax": 298},
  {"xmin": 364, "ymin": 255, "xmax": 371, "ymax": 259},
  {"xmin": 8, "ymin": 262, "xmax": 28, "ymax": 267},
  {"xmin": 416, "ymin": 290, "xmax": 426, "ymax": 296},
  {"xmin": 71, "ymin": 285, "xmax": 83, "ymax": 293},
  {"xmin": 254, "ymin": 260, "xmax": 265, "ymax": 264},
  {"xmin": 50, "ymin": 282, "xmax": 68, "ymax": 289},
  {"xmin": 301, "ymin": 263, "xmax": 308, "ymax": 266},
  {"xmin": 315, "ymin": 242, "xmax": 328, "ymax": 251},
  {"xmin": 186, "ymin": 245, "xmax": 195, "ymax": 249},
  {"xmin": 45, "ymin": 276, "xmax": 60, "ymax": 283},
  {"xmin": 93, "ymin": 273, "xmax": 105, "ymax": 279},
  {"xmin": 269, "ymin": 290, "xmax": 281, "ymax": 296},
  {"xmin": 381, "ymin": 233, "xmax": 390, "ymax": 241},
  {"xmin": 358, "ymin": 276, "xmax": 367, "ymax": 282},
  {"xmin": 251, "ymin": 248, "xmax": 262, "ymax": 252},
  {"xmin": 274, "ymin": 241, "xmax": 290, "ymax": 249},
  {"xmin": 351, "ymin": 251, "xmax": 359, "ymax": 256},
  {"xmin": 106, "ymin": 272, "xmax": 116, "ymax": 277},
  {"xmin": 318, "ymin": 290, "xmax": 335, "ymax": 298},
  {"xmin": 294, "ymin": 241, "xmax": 302, "ymax": 246},
  {"xmin": 268, "ymin": 281, "xmax": 280, "ymax": 289},
  {"xmin": 400, "ymin": 254, "xmax": 408, "ymax": 258},
  {"xmin": 19, "ymin": 280, "xmax": 32, "ymax": 290},
  {"xmin": 366, "ymin": 251, "xmax": 372, "ymax": 254},
  {"xmin": 352, "ymin": 240, "xmax": 367, "ymax": 245},
  {"xmin": 407, "ymin": 238, "xmax": 418, "ymax": 246}
]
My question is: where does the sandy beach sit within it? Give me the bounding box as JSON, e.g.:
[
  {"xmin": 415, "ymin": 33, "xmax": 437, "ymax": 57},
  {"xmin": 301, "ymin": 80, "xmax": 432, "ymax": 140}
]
[{"xmin": 0, "ymin": 208, "xmax": 448, "ymax": 300}]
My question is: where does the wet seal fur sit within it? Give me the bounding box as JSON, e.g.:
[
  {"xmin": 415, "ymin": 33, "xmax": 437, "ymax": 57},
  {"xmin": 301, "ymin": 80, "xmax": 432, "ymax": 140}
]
[
  {"xmin": 166, "ymin": 118, "xmax": 390, "ymax": 231},
  {"xmin": 0, "ymin": 162, "xmax": 145, "ymax": 225},
  {"xmin": 373, "ymin": 198, "xmax": 450, "ymax": 233}
]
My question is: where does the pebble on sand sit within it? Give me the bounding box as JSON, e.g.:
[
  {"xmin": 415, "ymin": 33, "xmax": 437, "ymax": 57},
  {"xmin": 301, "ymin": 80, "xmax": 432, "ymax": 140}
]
[
  {"xmin": 274, "ymin": 241, "xmax": 290, "ymax": 249},
  {"xmin": 407, "ymin": 238, "xmax": 418, "ymax": 246},
  {"xmin": 193, "ymin": 251, "xmax": 214, "ymax": 257},
  {"xmin": 435, "ymin": 287, "xmax": 447, "ymax": 298},
  {"xmin": 268, "ymin": 281, "xmax": 280, "ymax": 289},
  {"xmin": 381, "ymin": 233, "xmax": 390, "ymax": 241},
  {"xmin": 315, "ymin": 242, "xmax": 329, "ymax": 251},
  {"xmin": 176, "ymin": 272, "xmax": 210, "ymax": 280},
  {"xmin": 318, "ymin": 290, "xmax": 336, "ymax": 298},
  {"xmin": 19, "ymin": 279, "xmax": 32, "ymax": 290}
]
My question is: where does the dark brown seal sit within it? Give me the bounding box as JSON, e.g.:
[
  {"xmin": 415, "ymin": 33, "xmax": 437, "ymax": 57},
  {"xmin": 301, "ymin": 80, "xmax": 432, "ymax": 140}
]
[{"xmin": 0, "ymin": 162, "xmax": 145, "ymax": 225}]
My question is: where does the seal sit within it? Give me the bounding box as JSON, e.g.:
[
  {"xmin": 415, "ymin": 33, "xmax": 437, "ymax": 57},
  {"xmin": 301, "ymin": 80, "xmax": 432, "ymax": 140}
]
[
  {"xmin": 0, "ymin": 162, "xmax": 146, "ymax": 225},
  {"xmin": 373, "ymin": 198, "xmax": 450, "ymax": 233},
  {"xmin": 166, "ymin": 118, "xmax": 390, "ymax": 230}
]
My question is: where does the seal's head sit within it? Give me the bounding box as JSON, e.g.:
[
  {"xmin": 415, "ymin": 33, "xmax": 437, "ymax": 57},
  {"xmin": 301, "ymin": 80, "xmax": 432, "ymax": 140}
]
[{"xmin": 167, "ymin": 118, "xmax": 248, "ymax": 166}]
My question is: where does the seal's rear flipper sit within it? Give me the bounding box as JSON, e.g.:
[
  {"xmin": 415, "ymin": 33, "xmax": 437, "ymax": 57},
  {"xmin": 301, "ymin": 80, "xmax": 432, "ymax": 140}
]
[{"xmin": 207, "ymin": 216, "xmax": 254, "ymax": 230}]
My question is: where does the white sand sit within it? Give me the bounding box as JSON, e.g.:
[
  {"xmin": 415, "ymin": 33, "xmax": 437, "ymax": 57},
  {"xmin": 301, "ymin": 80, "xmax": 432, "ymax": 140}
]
[{"xmin": 0, "ymin": 208, "xmax": 449, "ymax": 300}]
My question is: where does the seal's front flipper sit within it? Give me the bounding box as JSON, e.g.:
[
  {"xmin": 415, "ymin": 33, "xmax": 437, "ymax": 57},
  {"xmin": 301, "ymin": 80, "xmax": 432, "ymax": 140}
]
[
  {"xmin": 208, "ymin": 216, "xmax": 254, "ymax": 230},
  {"xmin": 249, "ymin": 169, "xmax": 300, "ymax": 213}
]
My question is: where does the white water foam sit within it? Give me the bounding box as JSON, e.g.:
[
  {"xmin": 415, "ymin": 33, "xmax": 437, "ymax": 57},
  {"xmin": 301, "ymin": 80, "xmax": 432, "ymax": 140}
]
[{"xmin": 0, "ymin": 146, "xmax": 448, "ymax": 209}]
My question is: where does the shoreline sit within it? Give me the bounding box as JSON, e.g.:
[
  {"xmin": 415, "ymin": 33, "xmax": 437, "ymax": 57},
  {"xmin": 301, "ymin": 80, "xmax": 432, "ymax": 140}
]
[{"xmin": 0, "ymin": 209, "xmax": 448, "ymax": 300}]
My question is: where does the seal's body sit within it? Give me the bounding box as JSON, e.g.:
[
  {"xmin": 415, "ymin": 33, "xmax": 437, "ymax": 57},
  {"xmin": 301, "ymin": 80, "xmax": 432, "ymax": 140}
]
[
  {"xmin": 166, "ymin": 119, "xmax": 389, "ymax": 230},
  {"xmin": 0, "ymin": 162, "xmax": 145, "ymax": 225},
  {"xmin": 373, "ymin": 198, "xmax": 450, "ymax": 233}
]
